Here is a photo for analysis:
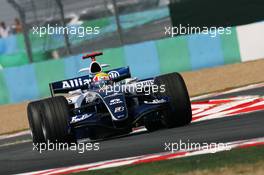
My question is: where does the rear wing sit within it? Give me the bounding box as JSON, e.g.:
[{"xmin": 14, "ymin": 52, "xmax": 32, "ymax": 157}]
[
  {"xmin": 49, "ymin": 75, "xmax": 91, "ymax": 97},
  {"xmin": 49, "ymin": 67, "xmax": 131, "ymax": 96},
  {"xmin": 106, "ymin": 67, "xmax": 131, "ymax": 82},
  {"xmin": 82, "ymin": 52, "xmax": 102, "ymax": 60}
]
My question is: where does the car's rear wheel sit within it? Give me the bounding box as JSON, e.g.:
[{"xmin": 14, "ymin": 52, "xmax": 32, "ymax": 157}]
[
  {"xmin": 27, "ymin": 101, "xmax": 45, "ymax": 144},
  {"xmin": 41, "ymin": 96, "xmax": 75, "ymax": 144},
  {"xmin": 154, "ymin": 72, "xmax": 192, "ymax": 128}
]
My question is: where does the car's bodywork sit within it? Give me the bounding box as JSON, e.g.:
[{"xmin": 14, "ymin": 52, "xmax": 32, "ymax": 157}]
[
  {"xmin": 27, "ymin": 52, "xmax": 192, "ymax": 143},
  {"xmin": 49, "ymin": 52, "xmax": 170, "ymax": 139}
]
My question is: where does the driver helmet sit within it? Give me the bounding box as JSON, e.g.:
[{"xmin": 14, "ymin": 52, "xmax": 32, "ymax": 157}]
[{"xmin": 92, "ymin": 72, "xmax": 112, "ymax": 88}]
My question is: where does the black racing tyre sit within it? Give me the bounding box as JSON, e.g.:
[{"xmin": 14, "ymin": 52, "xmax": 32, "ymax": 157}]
[
  {"xmin": 154, "ymin": 72, "xmax": 192, "ymax": 128},
  {"xmin": 144, "ymin": 113, "xmax": 162, "ymax": 132},
  {"xmin": 41, "ymin": 96, "xmax": 75, "ymax": 144},
  {"xmin": 27, "ymin": 101, "xmax": 45, "ymax": 144},
  {"xmin": 145, "ymin": 120, "xmax": 162, "ymax": 132}
]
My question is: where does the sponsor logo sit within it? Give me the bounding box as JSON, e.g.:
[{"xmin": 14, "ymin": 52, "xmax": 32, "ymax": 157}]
[
  {"xmin": 144, "ymin": 99, "xmax": 167, "ymax": 104},
  {"xmin": 62, "ymin": 78, "xmax": 91, "ymax": 88},
  {"xmin": 136, "ymin": 80, "xmax": 154, "ymax": 86},
  {"xmin": 108, "ymin": 71, "xmax": 120, "ymax": 79},
  {"xmin": 70, "ymin": 114, "xmax": 92, "ymax": 123},
  {"xmin": 105, "ymin": 93, "xmax": 119, "ymax": 98},
  {"xmin": 114, "ymin": 106, "xmax": 124, "ymax": 113},
  {"xmin": 116, "ymin": 114, "xmax": 125, "ymax": 119},
  {"xmin": 67, "ymin": 99, "xmax": 73, "ymax": 104},
  {"xmin": 109, "ymin": 98, "xmax": 122, "ymax": 105}
]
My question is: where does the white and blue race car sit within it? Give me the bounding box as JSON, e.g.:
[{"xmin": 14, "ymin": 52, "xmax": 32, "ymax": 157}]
[{"xmin": 27, "ymin": 52, "xmax": 192, "ymax": 144}]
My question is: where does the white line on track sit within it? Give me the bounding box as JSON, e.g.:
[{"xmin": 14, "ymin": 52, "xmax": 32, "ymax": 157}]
[
  {"xmin": 0, "ymin": 139, "xmax": 31, "ymax": 148},
  {"xmin": 190, "ymin": 82, "xmax": 264, "ymax": 101},
  {"xmin": 0, "ymin": 130, "xmax": 30, "ymax": 140}
]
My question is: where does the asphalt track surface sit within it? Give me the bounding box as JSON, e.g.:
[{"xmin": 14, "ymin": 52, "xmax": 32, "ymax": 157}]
[{"xmin": 0, "ymin": 86, "xmax": 264, "ymax": 174}]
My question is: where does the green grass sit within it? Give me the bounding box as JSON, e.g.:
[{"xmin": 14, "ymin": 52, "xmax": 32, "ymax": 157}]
[{"xmin": 75, "ymin": 145, "xmax": 264, "ymax": 175}]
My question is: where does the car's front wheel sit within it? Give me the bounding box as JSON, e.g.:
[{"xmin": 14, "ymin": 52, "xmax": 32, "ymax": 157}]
[
  {"xmin": 41, "ymin": 96, "xmax": 76, "ymax": 144},
  {"xmin": 27, "ymin": 101, "xmax": 45, "ymax": 144},
  {"xmin": 154, "ymin": 72, "xmax": 192, "ymax": 128}
]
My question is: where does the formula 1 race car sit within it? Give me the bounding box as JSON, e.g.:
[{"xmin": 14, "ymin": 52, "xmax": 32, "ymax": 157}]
[{"xmin": 27, "ymin": 52, "xmax": 192, "ymax": 144}]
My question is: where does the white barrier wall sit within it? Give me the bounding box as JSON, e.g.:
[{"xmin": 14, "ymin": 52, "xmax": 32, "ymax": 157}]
[{"xmin": 237, "ymin": 21, "xmax": 264, "ymax": 62}]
